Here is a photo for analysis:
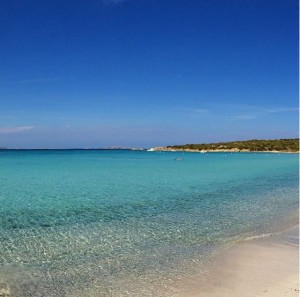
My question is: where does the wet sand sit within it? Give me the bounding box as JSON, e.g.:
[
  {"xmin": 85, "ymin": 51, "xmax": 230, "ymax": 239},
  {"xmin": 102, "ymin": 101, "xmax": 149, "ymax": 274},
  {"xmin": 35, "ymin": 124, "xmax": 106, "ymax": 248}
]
[{"xmin": 180, "ymin": 226, "xmax": 299, "ymax": 297}]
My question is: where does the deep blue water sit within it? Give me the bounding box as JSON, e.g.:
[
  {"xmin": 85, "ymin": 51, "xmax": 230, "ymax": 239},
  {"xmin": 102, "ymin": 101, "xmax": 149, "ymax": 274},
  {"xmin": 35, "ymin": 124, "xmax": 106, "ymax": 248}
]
[{"xmin": 0, "ymin": 150, "xmax": 298, "ymax": 296}]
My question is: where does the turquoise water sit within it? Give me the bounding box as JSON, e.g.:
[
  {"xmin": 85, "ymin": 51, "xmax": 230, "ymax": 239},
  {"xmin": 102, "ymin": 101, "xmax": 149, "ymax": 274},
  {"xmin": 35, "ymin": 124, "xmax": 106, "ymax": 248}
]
[{"xmin": 0, "ymin": 150, "xmax": 298, "ymax": 296}]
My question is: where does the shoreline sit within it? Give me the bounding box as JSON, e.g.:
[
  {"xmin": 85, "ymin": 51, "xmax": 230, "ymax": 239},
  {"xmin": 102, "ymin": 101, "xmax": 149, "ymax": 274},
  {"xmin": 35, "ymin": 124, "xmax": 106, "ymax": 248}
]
[
  {"xmin": 148, "ymin": 147, "xmax": 299, "ymax": 154},
  {"xmin": 178, "ymin": 225, "xmax": 299, "ymax": 297}
]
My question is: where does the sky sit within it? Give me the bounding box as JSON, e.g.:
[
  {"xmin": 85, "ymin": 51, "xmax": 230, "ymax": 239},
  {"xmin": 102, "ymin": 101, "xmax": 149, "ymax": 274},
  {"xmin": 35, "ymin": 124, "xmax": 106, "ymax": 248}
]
[{"xmin": 0, "ymin": 0, "xmax": 298, "ymax": 148}]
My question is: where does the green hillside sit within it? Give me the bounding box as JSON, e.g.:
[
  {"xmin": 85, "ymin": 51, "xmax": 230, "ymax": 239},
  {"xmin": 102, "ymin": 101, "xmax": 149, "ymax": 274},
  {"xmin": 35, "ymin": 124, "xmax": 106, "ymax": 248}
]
[{"xmin": 167, "ymin": 139, "xmax": 299, "ymax": 152}]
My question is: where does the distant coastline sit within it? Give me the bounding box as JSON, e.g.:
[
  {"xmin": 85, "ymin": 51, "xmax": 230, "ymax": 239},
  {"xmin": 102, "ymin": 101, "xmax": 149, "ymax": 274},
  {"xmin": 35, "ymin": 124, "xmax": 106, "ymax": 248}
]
[
  {"xmin": 1, "ymin": 138, "xmax": 299, "ymax": 153},
  {"xmin": 0, "ymin": 147, "xmax": 147, "ymax": 151},
  {"xmin": 148, "ymin": 148, "xmax": 299, "ymax": 154},
  {"xmin": 148, "ymin": 138, "xmax": 299, "ymax": 153}
]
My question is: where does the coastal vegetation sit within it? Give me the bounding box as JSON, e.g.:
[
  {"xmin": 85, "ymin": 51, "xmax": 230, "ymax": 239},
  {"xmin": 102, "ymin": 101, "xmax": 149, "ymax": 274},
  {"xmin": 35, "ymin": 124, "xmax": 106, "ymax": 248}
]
[{"xmin": 164, "ymin": 139, "xmax": 299, "ymax": 152}]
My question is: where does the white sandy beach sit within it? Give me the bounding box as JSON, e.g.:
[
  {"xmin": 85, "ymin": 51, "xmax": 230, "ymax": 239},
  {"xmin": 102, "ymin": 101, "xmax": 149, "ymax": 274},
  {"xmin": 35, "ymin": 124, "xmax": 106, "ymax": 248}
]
[{"xmin": 180, "ymin": 226, "xmax": 299, "ymax": 297}]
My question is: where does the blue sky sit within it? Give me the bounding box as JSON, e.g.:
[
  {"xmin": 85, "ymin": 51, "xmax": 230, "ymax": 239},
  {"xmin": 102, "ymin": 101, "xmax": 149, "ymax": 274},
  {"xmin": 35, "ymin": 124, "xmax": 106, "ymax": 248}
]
[{"xmin": 0, "ymin": 0, "xmax": 298, "ymax": 148}]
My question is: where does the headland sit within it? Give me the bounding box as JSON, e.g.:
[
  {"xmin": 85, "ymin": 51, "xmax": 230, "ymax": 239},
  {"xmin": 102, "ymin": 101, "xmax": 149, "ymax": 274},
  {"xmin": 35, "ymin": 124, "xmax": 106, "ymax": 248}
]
[{"xmin": 148, "ymin": 138, "xmax": 299, "ymax": 153}]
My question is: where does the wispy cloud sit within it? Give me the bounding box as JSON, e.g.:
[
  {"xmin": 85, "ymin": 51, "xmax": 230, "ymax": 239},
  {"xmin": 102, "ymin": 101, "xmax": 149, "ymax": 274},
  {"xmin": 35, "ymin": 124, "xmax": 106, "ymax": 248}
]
[
  {"xmin": 262, "ymin": 107, "xmax": 299, "ymax": 113},
  {"xmin": 233, "ymin": 106, "xmax": 298, "ymax": 120},
  {"xmin": 0, "ymin": 126, "xmax": 34, "ymax": 134},
  {"xmin": 176, "ymin": 107, "xmax": 210, "ymax": 115},
  {"xmin": 176, "ymin": 104, "xmax": 298, "ymax": 121},
  {"xmin": 234, "ymin": 114, "xmax": 258, "ymax": 120},
  {"xmin": 192, "ymin": 108, "xmax": 210, "ymax": 114}
]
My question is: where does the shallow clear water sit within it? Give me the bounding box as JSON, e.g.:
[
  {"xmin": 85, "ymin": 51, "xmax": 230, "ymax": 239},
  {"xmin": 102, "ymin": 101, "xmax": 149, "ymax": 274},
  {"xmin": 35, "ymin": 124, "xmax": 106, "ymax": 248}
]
[{"xmin": 0, "ymin": 150, "xmax": 298, "ymax": 296}]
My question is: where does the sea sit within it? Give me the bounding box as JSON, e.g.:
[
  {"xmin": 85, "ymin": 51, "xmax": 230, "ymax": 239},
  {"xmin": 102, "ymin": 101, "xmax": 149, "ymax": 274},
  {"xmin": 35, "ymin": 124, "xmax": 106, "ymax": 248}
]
[{"xmin": 0, "ymin": 149, "xmax": 298, "ymax": 296}]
